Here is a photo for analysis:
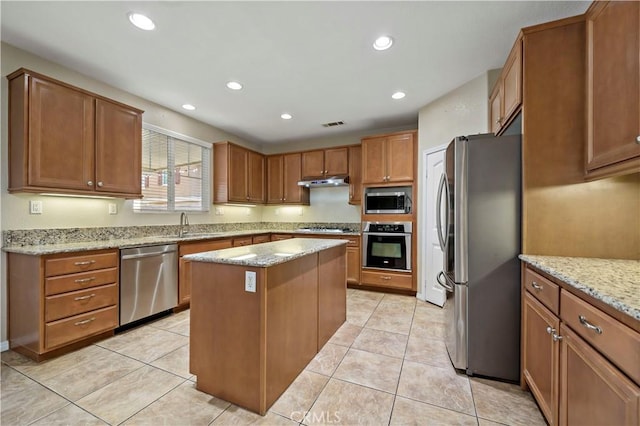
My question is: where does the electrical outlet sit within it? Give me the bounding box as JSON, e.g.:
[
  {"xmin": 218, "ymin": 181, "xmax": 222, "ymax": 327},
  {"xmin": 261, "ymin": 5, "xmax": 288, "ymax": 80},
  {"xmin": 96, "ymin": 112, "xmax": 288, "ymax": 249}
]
[
  {"xmin": 245, "ymin": 271, "xmax": 256, "ymax": 292},
  {"xmin": 108, "ymin": 203, "xmax": 117, "ymax": 215},
  {"xmin": 298, "ymin": 207, "xmax": 303, "ymax": 216},
  {"xmin": 29, "ymin": 200, "xmax": 43, "ymax": 215},
  {"xmin": 215, "ymin": 207, "xmax": 224, "ymax": 215}
]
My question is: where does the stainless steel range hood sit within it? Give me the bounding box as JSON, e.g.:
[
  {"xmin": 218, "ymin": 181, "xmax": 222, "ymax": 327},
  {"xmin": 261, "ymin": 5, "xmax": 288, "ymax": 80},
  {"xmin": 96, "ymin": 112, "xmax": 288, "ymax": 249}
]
[{"xmin": 297, "ymin": 175, "xmax": 349, "ymax": 188}]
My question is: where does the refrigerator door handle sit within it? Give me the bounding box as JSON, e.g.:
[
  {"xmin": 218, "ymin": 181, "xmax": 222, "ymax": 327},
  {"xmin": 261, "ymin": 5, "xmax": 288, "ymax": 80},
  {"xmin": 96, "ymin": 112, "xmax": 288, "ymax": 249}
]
[
  {"xmin": 435, "ymin": 173, "xmax": 449, "ymax": 251},
  {"xmin": 436, "ymin": 271, "xmax": 453, "ymax": 292}
]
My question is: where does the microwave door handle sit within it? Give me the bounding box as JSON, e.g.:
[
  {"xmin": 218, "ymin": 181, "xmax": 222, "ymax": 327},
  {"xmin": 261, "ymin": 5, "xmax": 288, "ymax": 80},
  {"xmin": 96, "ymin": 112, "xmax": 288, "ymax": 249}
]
[{"xmin": 436, "ymin": 173, "xmax": 447, "ymax": 251}]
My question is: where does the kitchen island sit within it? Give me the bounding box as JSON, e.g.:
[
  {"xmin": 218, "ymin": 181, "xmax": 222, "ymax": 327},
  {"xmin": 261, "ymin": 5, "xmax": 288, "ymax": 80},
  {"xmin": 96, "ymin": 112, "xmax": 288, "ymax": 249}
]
[{"xmin": 185, "ymin": 238, "xmax": 347, "ymax": 415}]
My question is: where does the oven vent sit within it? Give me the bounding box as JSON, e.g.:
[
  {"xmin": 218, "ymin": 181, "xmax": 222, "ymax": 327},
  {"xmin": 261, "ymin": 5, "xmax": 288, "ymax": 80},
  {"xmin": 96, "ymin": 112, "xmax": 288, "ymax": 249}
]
[{"xmin": 322, "ymin": 121, "xmax": 345, "ymax": 128}]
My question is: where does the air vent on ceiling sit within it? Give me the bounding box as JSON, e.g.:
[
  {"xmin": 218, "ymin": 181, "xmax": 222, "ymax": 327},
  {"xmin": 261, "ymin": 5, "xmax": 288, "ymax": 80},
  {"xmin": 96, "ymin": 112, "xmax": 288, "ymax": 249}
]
[{"xmin": 322, "ymin": 121, "xmax": 345, "ymax": 128}]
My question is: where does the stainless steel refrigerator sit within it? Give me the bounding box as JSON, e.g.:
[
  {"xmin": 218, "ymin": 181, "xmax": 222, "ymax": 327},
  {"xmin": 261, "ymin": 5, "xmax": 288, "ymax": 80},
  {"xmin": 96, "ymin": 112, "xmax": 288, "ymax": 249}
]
[{"xmin": 435, "ymin": 133, "xmax": 521, "ymax": 382}]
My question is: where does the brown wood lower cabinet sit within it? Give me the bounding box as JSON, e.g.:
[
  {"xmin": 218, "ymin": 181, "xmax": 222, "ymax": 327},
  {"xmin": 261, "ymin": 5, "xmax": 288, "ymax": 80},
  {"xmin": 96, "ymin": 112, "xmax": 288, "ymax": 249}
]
[
  {"xmin": 178, "ymin": 239, "xmax": 232, "ymax": 305},
  {"xmin": 521, "ymin": 263, "xmax": 640, "ymax": 425},
  {"xmin": 361, "ymin": 269, "xmax": 412, "ymax": 290},
  {"xmin": 190, "ymin": 244, "xmax": 346, "ymax": 415},
  {"xmin": 8, "ymin": 249, "xmax": 119, "ymax": 361}
]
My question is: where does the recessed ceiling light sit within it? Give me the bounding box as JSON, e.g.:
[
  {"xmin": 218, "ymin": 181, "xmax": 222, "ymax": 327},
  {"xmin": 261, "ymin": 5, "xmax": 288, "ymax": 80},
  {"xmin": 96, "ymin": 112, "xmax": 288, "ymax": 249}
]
[
  {"xmin": 373, "ymin": 35, "xmax": 393, "ymax": 51},
  {"xmin": 281, "ymin": 113, "xmax": 292, "ymax": 120},
  {"xmin": 128, "ymin": 13, "xmax": 155, "ymax": 31},
  {"xmin": 392, "ymin": 91, "xmax": 406, "ymax": 100},
  {"xmin": 226, "ymin": 81, "xmax": 243, "ymax": 90},
  {"xmin": 182, "ymin": 104, "xmax": 196, "ymax": 111}
]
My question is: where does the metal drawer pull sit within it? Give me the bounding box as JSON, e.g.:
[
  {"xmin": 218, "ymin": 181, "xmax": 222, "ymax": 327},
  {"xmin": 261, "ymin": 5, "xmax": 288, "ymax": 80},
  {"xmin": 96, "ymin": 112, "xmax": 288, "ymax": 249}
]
[
  {"xmin": 381, "ymin": 276, "xmax": 392, "ymax": 280},
  {"xmin": 74, "ymin": 260, "xmax": 96, "ymax": 266},
  {"xmin": 74, "ymin": 277, "xmax": 96, "ymax": 283},
  {"xmin": 74, "ymin": 294, "xmax": 96, "ymax": 301},
  {"xmin": 546, "ymin": 326, "xmax": 562, "ymax": 341},
  {"xmin": 74, "ymin": 317, "xmax": 96, "ymax": 326},
  {"xmin": 530, "ymin": 281, "xmax": 543, "ymax": 291},
  {"xmin": 579, "ymin": 315, "xmax": 603, "ymax": 334}
]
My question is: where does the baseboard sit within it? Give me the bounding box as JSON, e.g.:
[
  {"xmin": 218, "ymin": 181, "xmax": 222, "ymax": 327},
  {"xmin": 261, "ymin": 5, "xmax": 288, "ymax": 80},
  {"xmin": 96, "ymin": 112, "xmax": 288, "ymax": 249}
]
[{"xmin": 1, "ymin": 340, "xmax": 9, "ymax": 352}]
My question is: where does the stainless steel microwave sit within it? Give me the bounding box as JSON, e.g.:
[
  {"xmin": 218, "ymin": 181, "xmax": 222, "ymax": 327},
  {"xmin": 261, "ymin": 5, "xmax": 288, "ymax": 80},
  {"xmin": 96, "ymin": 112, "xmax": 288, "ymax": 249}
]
[{"xmin": 364, "ymin": 187, "xmax": 412, "ymax": 214}]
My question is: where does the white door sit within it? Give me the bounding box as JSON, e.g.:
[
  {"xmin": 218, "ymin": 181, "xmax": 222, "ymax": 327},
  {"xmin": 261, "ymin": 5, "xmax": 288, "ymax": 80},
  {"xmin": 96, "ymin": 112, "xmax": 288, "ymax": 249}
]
[{"xmin": 422, "ymin": 146, "xmax": 446, "ymax": 307}]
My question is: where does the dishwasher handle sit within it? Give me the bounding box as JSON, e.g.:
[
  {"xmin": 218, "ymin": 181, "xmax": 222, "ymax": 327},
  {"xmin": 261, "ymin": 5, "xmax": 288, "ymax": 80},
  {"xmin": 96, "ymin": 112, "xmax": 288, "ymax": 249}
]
[{"xmin": 121, "ymin": 248, "xmax": 177, "ymax": 261}]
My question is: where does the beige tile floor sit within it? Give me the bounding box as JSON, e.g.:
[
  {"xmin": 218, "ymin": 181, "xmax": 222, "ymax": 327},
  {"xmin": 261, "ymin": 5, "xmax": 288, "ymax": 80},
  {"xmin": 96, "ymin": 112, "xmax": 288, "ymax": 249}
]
[{"xmin": 1, "ymin": 289, "xmax": 545, "ymax": 425}]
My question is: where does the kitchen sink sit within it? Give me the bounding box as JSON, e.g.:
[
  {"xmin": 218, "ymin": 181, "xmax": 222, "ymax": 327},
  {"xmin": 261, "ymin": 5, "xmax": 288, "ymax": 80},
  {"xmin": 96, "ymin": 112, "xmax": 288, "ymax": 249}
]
[{"xmin": 179, "ymin": 232, "xmax": 224, "ymax": 238}]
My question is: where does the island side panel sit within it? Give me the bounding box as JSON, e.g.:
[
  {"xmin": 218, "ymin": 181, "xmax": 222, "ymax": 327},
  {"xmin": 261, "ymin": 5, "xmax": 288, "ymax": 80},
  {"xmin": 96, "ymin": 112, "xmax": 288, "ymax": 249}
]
[
  {"xmin": 265, "ymin": 253, "xmax": 319, "ymax": 411},
  {"xmin": 317, "ymin": 244, "xmax": 347, "ymax": 349},
  {"xmin": 190, "ymin": 262, "xmax": 265, "ymax": 414}
]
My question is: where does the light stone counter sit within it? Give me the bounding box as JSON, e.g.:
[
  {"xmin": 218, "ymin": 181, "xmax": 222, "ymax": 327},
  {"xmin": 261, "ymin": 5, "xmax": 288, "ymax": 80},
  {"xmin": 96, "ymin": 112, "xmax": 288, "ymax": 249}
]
[
  {"xmin": 519, "ymin": 255, "xmax": 640, "ymax": 321},
  {"xmin": 184, "ymin": 238, "xmax": 347, "ymax": 268},
  {"xmin": 1, "ymin": 229, "xmax": 359, "ymax": 256}
]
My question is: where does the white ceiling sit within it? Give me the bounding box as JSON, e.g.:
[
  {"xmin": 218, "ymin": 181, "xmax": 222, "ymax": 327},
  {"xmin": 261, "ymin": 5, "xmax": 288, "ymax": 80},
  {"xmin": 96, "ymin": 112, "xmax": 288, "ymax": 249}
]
[{"xmin": 1, "ymin": 1, "xmax": 589, "ymax": 145}]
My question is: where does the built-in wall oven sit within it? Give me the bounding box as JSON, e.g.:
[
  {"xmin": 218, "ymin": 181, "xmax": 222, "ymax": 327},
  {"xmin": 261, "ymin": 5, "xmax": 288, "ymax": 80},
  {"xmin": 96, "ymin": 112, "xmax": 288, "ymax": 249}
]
[{"xmin": 362, "ymin": 221, "xmax": 412, "ymax": 271}]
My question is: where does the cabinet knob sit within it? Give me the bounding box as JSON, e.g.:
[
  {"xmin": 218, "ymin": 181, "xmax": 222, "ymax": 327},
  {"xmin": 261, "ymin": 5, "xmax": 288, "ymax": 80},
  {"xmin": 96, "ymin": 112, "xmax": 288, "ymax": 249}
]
[
  {"xmin": 636, "ymin": 135, "xmax": 640, "ymax": 143},
  {"xmin": 97, "ymin": 181, "xmax": 103, "ymax": 188},
  {"xmin": 87, "ymin": 181, "xmax": 93, "ymax": 186}
]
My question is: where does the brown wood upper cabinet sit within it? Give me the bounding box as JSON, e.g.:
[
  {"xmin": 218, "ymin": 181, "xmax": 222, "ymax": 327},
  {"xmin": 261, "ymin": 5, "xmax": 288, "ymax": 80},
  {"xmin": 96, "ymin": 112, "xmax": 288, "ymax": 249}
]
[
  {"xmin": 361, "ymin": 131, "xmax": 416, "ymax": 184},
  {"xmin": 214, "ymin": 142, "xmax": 265, "ymax": 204},
  {"xmin": 266, "ymin": 153, "xmax": 309, "ymax": 205},
  {"xmin": 586, "ymin": 0, "xmax": 640, "ymax": 179},
  {"xmin": 348, "ymin": 145, "xmax": 362, "ymax": 204},
  {"xmin": 489, "ymin": 36, "xmax": 522, "ymax": 135},
  {"xmin": 7, "ymin": 68, "xmax": 143, "ymax": 198},
  {"xmin": 301, "ymin": 147, "xmax": 348, "ymax": 179}
]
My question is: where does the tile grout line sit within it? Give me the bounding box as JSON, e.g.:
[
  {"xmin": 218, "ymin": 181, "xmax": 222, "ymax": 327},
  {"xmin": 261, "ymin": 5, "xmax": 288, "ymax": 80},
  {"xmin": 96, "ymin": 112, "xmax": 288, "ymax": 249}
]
[{"xmin": 115, "ymin": 377, "xmax": 189, "ymax": 426}]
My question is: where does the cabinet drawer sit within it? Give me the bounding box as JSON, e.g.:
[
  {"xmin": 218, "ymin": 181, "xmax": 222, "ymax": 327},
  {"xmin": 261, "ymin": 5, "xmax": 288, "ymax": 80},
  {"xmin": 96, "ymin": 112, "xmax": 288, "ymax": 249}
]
[
  {"xmin": 179, "ymin": 239, "xmax": 232, "ymax": 256},
  {"xmin": 344, "ymin": 237, "xmax": 359, "ymax": 247},
  {"xmin": 252, "ymin": 234, "xmax": 270, "ymax": 244},
  {"xmin": 561, "ymin": 290, "xmax": 640, "ymax": 385},
  {"xmin": 45, "ymin": 305, "xmax": 118, "ymax": 349},
  {"xmin": 45, "ymin": 283, "xmax": 118, "ymax": 322},
  {"xmin": 45, "ymin": 267, "xmax": 118, "ymax": 296},
  {"xmin": 233, "ymin": 236, "xmax": 253, "ymax": 247},
  {"xmin": 45, "ymin": 251, "xmax": 118, "ymax": 277},
  {"xmin": 361, "ymin": 270, "xmax": 412, "ymax": 290},
  {"xmin": 524, "ymin": 268, "xmax": 560, "ymax": 315}
]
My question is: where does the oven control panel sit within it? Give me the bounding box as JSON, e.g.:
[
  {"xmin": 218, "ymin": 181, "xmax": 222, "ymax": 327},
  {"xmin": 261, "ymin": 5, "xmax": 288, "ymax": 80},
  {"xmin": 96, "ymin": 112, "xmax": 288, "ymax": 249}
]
[{"xmin": 363, "ymin": 221, "xmax": 412, "ymax": 234}]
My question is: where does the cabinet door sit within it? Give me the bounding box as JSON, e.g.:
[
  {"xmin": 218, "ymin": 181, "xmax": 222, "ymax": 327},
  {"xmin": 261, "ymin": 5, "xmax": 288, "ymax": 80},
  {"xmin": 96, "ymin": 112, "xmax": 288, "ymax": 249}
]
[
  {"xmin": 489, "ymin": 84, "xmax": 502, "ymax": 135},
  {"xmin": 361, "ymin": 137, "xmax": 387, "ymax": 184},
  {"xmin": 386, "ymin": 134, "xmax": 414, "ymax": 182},
  {"xmin": 247, "ymin": 150, "xmax": 265, "ymax": 203},
  {"xmin": 522, "ymin": 293, "xmax": 560, "ymax": 426},
  {"xmin": 346, "ymin": 246, "xmax": 360, "ymax": 285},
  {"xmin": 95, "ymin": 99, "xmax": 142, "ymax": 196},
  {"xmin": 559, "ymin": 324, "xmax": 640, "ymax": 426},
  {"xmin": 586, "ymin": 1, "xmax": 640, "ymax": 174},
  {"xmin": 348, "ymin": 145, "xmax": 362, "ymax": 204},
  {"xmin": 228, "ymin": 144, "xmax": 248, "ymax": 202},
  {"xmin": 266, "ymin": 155, "xmax": 283, "ymax": 204},
  {"xmin": 324, "ymin": 147, "xmax": 349, "ymax": 176},
  {"xmin": 502, "ymin": 39, "xmax": 522, "ymax": 124},
  {"xmin": 283, "ymin": 153, "xmax": 308, "ymax": 204},
  {"xmin": 301, "ymin": 150, "xmax": 325, "ymax": 179},
  {"xmin": 28, "ymin": 76, "xmax": 95, "ymax": 191}
]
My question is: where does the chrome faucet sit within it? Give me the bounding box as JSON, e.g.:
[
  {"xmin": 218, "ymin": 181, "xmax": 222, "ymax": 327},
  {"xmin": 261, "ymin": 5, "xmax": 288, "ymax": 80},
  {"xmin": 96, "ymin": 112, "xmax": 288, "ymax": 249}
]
[{"xmin": 179, "ymin": 212, "xmax": 190, "ymax": 237}]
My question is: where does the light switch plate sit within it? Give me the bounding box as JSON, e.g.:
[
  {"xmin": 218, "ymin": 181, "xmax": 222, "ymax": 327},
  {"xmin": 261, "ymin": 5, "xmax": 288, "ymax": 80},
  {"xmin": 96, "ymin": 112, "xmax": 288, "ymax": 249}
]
[
  {"xmin": 215, "ymin": 207, "xmax": 224, "ymax": 215},
  {"xmin": 29, "ymin": 200, "xmax": 43, "ymax": 215},
  {"xmin": 245, "ymin": 271, "xmax": 256, "ymax": 292},
  {"xmin": 108, "ymin": 203, "xmax": 117, "ymax": 215}
]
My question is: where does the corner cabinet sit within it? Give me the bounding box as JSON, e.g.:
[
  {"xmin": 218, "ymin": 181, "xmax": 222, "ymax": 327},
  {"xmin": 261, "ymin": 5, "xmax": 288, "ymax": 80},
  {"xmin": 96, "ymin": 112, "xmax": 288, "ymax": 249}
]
[
  {"xmin": 361, "ymin": 131, "xmax": 416, "ymax": 184},
  {"xmin": 214, "ymin": 142, "xmax": 265, "ymax": 204},
  {"xmin": 7, "ymin": 68, "xmax": 143, "ymax": 198},
  {"xmin": 585, "ymin": 0, "xmax": 640, "ymax": 179},
  {"xmin": 489, "ymin": 35, "xmax": 523, "ymax": 135},
  {"xmin": 521, "ymin": 264, "xmax": 640, "ymax": 425},
  {"xmin": 266, "ymin": 153, "xmax": 309, "ymax": 205}
]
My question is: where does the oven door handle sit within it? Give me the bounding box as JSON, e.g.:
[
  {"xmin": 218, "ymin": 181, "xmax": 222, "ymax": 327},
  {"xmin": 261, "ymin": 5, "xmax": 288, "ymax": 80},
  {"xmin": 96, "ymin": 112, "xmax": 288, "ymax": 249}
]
[
  {"xmin": 436, "ymin": 173, "xmax": 449, "ymax": 251},
  {"xmin": 436, "ymin": 271, "xmax": 454, "ymax": 292},
  {"xmin": 362, "ymin": 232, "xmax": 411, "ymax": 237}
]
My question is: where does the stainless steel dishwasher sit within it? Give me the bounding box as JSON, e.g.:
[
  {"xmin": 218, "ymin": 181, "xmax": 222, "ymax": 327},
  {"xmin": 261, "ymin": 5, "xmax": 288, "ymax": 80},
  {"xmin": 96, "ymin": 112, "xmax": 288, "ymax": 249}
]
[{"xmin": 120, "ymin": 244, "xmax": 178, "ymax": 326}]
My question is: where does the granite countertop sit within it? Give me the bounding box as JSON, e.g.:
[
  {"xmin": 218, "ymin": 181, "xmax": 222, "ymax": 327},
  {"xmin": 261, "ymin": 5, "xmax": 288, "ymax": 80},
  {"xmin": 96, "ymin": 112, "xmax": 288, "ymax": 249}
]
[
  {"xmin": 519, "ymin": 255, "xmax": 640, "ymax": 321},
  {"xmin": 1, "ymin": 229, "xmax": 359, "ymax": 255},
  {"xmin": 184, "ymin": 238, "xmax": 347, "ymax": 268}
]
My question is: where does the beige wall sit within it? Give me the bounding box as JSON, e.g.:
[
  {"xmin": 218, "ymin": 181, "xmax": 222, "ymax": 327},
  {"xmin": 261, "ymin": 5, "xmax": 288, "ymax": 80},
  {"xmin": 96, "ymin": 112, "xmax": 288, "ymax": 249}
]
[{"xmin": 415, "ymin": 71, "xmax": 497, "ymax": 299}]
